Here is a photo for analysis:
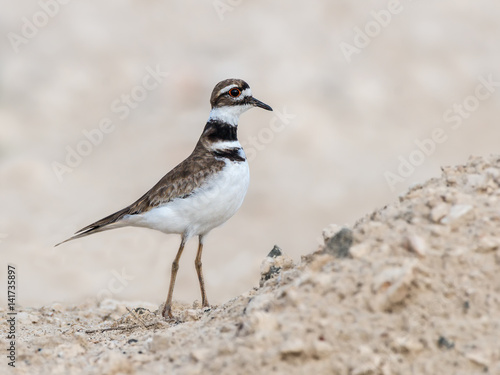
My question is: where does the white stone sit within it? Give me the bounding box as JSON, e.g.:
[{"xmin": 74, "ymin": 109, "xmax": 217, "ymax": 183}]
[
  {"xmin": 441, "ymin": 204, "xmax": 474, "ymax": 224},
  {"xmin": 406, "ymin": 234, "xmax": 427, "ymax": 257}
]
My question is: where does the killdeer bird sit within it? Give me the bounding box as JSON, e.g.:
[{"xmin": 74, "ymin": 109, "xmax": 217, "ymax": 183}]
[{"xmin": 56, "ymin": 79, "xmax": 273, "ymax": 319}]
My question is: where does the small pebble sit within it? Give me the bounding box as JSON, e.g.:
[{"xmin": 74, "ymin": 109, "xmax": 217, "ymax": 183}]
[
  {"xmin": 324, "ymin": 227, "xmax": 353, "ymax": 258},
  {"xmin": 437, "ymin": 336, "xmax": 454, "ymax": 350},
  {"xmin": 440, "ymin": 204, "xmax": 473, "ymax": 225},
  {"xmin": 430, "ymin": 203, "xmax": 449, "ymax": 223},
  {"xmin": 280, "ymin": 338, "xmax": 305, "ymax": 357},
  {"xmin": 267, "ymin": 245, "xmax": 282, "ymax": 258},
  {"xmin": 405, "ymin": 234, "xmax": 427, "ymax": 257}
]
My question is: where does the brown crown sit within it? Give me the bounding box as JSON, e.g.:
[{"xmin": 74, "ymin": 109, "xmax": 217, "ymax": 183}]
[{"xmin": 210, "ymin": 78, "xmax": 250, "ymax": 108}]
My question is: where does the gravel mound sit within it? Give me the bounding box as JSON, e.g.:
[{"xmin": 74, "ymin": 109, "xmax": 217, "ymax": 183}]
[{"xmin": 2, "ymin": 155, "xmax": 499, "ymax": 374}]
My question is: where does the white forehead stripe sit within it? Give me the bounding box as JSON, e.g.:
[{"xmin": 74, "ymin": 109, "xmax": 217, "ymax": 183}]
[
  {"xmin": 218, "ymin": 85, "xmax": 252, "ymax": 98},
  {"xmin": 218, "ymin": 84, "xmax": 238, "ymax": 95}
]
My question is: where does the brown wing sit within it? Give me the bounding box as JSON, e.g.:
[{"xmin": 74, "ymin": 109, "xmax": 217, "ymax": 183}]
[
  {"xmin": 55, "ymin": 143, "xmax": 224, "ymax": 246},
  {"xmin": 126, "ymin": 147, "xmax": 225, "ymax": 214}
]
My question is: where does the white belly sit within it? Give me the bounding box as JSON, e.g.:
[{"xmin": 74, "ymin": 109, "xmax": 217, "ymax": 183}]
[{"xmin": 124, "ymin": 160, "xmax": 250, "ymax": 239}]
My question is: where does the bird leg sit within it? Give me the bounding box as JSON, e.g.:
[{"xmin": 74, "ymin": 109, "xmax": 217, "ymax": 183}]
[
  {"xmin": 195, "ymin": 235, "xmax": 209, "ymax": 308},
  {"xmin": 162, "ymin": 237, "xmax": 186, "ymax": 319}
]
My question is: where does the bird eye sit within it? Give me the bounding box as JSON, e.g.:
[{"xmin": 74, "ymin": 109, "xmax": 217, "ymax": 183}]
[{"xmin": 229, "ymin": 88, "xmax": 241, "ymax": 98}]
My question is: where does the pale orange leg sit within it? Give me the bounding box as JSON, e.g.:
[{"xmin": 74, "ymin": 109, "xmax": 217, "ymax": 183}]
[
  {"xmin": 162, "ymin": 237, "xmax": 186, "ymax": 319},
  {"xmin": 195, "ymin": 235, "xmax": 209, "ymax": 308}
]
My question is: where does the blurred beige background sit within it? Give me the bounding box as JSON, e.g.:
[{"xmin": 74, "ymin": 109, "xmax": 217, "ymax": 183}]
[{"xmin": 1, "ymin": 0, "xmax": 499, "ymax": 308}]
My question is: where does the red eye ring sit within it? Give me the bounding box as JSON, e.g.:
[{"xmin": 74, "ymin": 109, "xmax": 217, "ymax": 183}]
[{"xmin": 229, "ymin": 88, "xmax": 241, "ymax": 98}]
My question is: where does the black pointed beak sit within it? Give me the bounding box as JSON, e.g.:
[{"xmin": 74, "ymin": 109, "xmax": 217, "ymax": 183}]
[{"xmin": 248, "ymin": 97, "xmax": 273, "ymax": 111}]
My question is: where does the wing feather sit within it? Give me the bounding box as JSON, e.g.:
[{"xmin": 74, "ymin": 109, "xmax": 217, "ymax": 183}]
[{"xmin": 55, "ymin": 144, "xmax": 225, "ymax": 246}]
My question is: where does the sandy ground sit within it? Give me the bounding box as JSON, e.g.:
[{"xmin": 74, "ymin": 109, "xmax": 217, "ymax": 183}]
[
  {"xmin": 2, "ymin": 155, "xmax": 499, "ymax": 374},
  {"xmin": 2, "ymin": 1, "xmax": 500, "ymax": 309},
  {"xmin": 2, "ymin": 2, "xmax": 500, "ymax": 374}
]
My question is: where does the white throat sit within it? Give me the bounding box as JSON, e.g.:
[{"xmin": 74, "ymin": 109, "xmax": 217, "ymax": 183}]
[{"xmin": 208, "ymin": 105, "xmax": 252, "ymax": 126}]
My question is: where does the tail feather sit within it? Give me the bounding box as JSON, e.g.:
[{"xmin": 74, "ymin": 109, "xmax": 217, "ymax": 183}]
[{"xmin": 55, "ymin": 206, "xmax": 131, "ymax": 247}]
